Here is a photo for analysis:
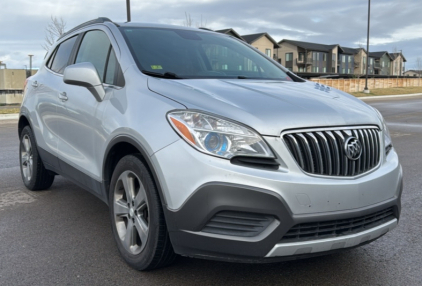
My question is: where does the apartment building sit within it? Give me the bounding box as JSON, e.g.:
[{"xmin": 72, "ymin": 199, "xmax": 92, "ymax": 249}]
[
  {"xmin": 404, "ymin": 70, "xmax": 421, "ymax": 77},
  {"xmin": 389, "ymin": 53, "xmax": 407, "ymax": 76},
  {"xmin": 241, "ymin": 33, "xmax": 279, "ymax": 59},
  {"xmin": 338, "ymin": 47, "xmax": 367, "ymax": 75},
  {"xmin": 275, "ymin": 39, "xmax": 340, "ymax": 73},
  {"xmin": 215, "ymin": 28, "xmax": 244, "ymax": 41},
  {"xmin": 368, "ymin": 52, "xmax": 393, "ymax": 75}
]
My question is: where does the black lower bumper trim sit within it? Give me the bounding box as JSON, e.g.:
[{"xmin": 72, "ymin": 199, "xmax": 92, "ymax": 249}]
[{"xmin": 164, "ymin": 181, "xmax": 402, "ymax": 263}]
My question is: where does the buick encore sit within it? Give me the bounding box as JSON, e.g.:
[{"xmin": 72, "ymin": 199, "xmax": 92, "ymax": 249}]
[{"xmin": 19, "ymin": 18, "xmax": 402, "ymax": 270}]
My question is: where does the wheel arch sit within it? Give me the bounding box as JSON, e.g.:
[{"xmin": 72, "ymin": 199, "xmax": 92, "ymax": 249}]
[
  {"xmin": 18, "ymin": 114, "xmax": 32, "ymax": 137},
  {"xmin": 102, "ymin": 135, "xmax": 168, "ymax": 207}
]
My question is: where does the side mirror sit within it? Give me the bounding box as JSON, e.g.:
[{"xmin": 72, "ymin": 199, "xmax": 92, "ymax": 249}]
[{"xmin": 63, "ymin": 62, "xmax": 105, "ymax": 101}]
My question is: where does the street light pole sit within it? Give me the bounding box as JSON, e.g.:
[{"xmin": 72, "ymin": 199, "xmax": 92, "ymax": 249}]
[
  {"xmin": 28, "ymin": 54, "xmax": 33, "ymax": 78},
  {"xmin": 364, "ymin": 0, "xmax": 371, "ymax": 93},
  {"xmin": 126, "ymin": 0, "xmax": 131, "ymax": 22}
]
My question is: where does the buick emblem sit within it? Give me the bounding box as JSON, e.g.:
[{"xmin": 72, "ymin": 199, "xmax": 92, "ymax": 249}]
[{"xmin": 344, "ymin": 136, "xmax": 362, "ymax": 160}]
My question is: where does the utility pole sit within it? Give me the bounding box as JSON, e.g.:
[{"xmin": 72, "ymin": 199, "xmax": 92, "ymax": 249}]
[
  {"xmin": 28, "ymin": 54, "xmax": 33, "ymax": 78},
  {"xmin": 126, "ymin": 0, "xmax": 131, "ymax": 22},
  {"xmin": 363, "ymin": 0, "xmax": 371, "ymax": 93}
]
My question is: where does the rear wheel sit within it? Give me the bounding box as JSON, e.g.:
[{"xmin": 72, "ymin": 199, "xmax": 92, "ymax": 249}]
[
  {"xmin": 109, "ymin": 154, "xmax": 176, "ymax": 270},
  {"xmin": 19, "ymin": 126, "xmax": 55, "ymax": 190}
]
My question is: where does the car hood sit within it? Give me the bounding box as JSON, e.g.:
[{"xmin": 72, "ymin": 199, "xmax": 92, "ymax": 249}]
[{"xmin": 148, "ymin": 77, "xmax": 380, "ymax": 136}]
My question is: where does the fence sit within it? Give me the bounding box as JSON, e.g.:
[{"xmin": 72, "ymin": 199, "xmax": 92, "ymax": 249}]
[{"xmin": 310, "ymin": 77, "xmax": 422, "ymax": 93}]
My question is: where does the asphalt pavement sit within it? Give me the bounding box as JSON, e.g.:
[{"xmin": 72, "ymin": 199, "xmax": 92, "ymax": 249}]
[{"xmin": 0, "ymin": 95, "xmax": 421, "ymax": 285}]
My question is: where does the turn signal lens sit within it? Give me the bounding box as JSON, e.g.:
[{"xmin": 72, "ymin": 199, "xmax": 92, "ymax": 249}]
[{"xmin": 170, "ymin": 117, "xmax": 195, "ymax": 144}]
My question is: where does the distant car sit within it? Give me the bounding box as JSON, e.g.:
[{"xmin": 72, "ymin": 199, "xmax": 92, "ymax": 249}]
[{"xmin": 19, "ymin": 18, "xmax": 402, "ymax": 270}]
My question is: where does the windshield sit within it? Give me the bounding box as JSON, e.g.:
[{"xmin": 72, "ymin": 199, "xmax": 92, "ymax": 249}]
[{"xmin": 119, "ymin": 27, "xmax": 291, "ymax": 80}]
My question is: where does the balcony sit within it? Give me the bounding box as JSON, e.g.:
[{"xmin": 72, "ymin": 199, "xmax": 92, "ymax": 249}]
[
  {"xmin": 354, "ymin": 61, "xmax": 360, "ymax": 68},
  {"xmin": 296, "ymin": 58, "xmax": 313, "ymax": 65},
  {"xmin": 374, "ymin": 62, "xmax": 382, "ymax": 69}
]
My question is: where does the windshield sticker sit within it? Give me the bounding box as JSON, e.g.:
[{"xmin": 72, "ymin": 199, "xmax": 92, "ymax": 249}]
[{"xmin": 151, "ymin": 65, "xmax": 163, "ymax": 70}]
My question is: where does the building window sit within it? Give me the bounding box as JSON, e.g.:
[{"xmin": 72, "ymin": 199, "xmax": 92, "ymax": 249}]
[
  {"xmin": 299, "ymin": 53, "xmax": 305, "ymax": 61},
  {"xmin": 313, "ymin": 52, "xmax": 318, "ymax": 61},
  {"xmin": 332, "ymin": 67, "xmax": 336, "ymax": 73},
  {"xmin": 382, "ymin": 61, "xmax": 385, "ymax": 67},
  {"xmin": 363, "ymin": 56, "xmax": 366, "ymax": 64},
  {"xmin": 342, "ymin": 55, "xmax": 346, "ymax": 62},
  {"xmin": 323, "ymin": 67, "xmax": 327, "ymax": 73},
  {"xmin": 285, "ymin": 53, "xmax": 293, "ymax": 61},
  {"xmin": 348, "ymin": 56, "xmax": 351, "ymax": 63},
  {"xmin": 222, "ymin": 64, "xmax": 228, "ymax": 70},
  {"xmin": 342, "ymin": 68, "xmax": 345, "ymax": 73},
  {"xmin": 299, "ymin": 67, "xmax": 304, "ymax": 72},
  {"xmin": 347, "ymin": 68, "xmax": 351, "ymax": 74},
  {"xmin": 322, "ymin": 54, "xmax": 327, "ymax": 61},
  {"xmin": 265, "ymin": 49, "xmax": 271, "ymax": 57}
]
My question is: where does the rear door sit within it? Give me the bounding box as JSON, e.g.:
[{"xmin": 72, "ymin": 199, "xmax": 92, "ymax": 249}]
[
  {"xmin": 56, "ymin": 29, "xmax": 124, "ymax": 193},
  {"xmin": 30, "ymin": 35, "xmax": 78, "ymax": 170}
]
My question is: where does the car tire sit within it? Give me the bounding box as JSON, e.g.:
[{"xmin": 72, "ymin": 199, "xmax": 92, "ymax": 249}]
[
  {"xmin": 109, "ymin": 154, "xmax": 176, "ymax": 271},
  {"xmin": 19, "ymin": 126, "xmax": 55, "ymax": 190}
]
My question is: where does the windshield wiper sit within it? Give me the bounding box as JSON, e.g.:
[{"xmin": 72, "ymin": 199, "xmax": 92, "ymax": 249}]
[
  {"xmin": 141, "ymin": 70, "xmax": 183, "ymax": 79},
  {"xmin": 237, "ymin": 76, "xmax": 248, "ymax": 79}
]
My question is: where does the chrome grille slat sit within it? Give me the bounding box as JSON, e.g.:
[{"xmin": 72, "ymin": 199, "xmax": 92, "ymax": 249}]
[
  {"xmin": 306, "ymin": 133, "xmax": 324, "ymax": 174},
  {"xmin": 296, "ymin": 134, "xmax": 315, "ymax": 173},
  {"xmin": 286, "ymin": 134, "xmax": 305, "ymax": 169},
  {"xmin": 334, "ymin": 131, "xmax": 348, "ymax": 176},
  {"xmin": 316, "ymin": 132, "xmax": 332, "ymax": 175},
  {"xmin": 363, "ymin": 129, "xmax": 371, "ymax": 171},
  {"xmin": 283, "ymin": 127, "xmax": 381, "ymax": 177},
  {"xmin": 358, "ymin": 129, "xmax": 367, "ymax": 172}
]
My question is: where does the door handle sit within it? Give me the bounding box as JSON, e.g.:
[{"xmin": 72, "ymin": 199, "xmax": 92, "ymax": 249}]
[
  {"xmin": 58, "ymin": 92, "xmax": 68, "ymax": 102},
  {"xmin": 31, "ymin": 81, "xmax": 38, "ymax": 88}
]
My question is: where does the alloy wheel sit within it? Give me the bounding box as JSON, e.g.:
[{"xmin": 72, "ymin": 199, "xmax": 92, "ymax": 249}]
[
  {"xmin": 21, "ymin": 134, "xmax": 33, "ymax": 182},
  {"xmin": 113, "ymin": 170, "xmax": 149, "ymax": 255}
]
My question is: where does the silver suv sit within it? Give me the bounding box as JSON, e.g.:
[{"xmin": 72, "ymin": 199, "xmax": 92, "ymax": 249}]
[{"xmin": 19, "ymin": 18, "xmax": 402, "ymax": 270}]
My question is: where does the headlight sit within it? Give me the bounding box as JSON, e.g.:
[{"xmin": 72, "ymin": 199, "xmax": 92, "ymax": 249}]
[
  {"xmin": 167, "ymin": 111, "xmax": 274, "ymax": 159},
  {"xmin": 373, "ymin": 108, "xmax": 392, "ymax": 155}
]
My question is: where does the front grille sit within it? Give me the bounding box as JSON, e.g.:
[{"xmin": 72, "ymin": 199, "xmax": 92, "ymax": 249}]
[
  {"xmin": 202, "ymin": 211, "xmax": 275, "ymax": 237},
  {"xmin": 281, "ymin": 207, "xmax": 395, "ymax": 243},
  {"xmin": 283, "ymin": 127, "xmax": 381, "ymax": 176}
]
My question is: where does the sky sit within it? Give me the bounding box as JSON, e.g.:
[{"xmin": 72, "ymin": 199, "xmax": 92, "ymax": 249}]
[{"xmin": 1, "ymin": 0, "xmax": 421, "ymax": 70}]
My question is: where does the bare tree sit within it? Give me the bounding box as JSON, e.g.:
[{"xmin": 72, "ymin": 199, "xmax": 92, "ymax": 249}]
[
  {"xmin": 183, "ymin": 12, "xmax": 208, "ymax": 28},
  {"xmin": 196, "ymin": 15, "xmax": 208, "ymax": 28},
  {"xmin": 42, "ymin": 16, "xmax": 67, "ymax": 51},
  {"xmin": 184, "ymin": 12, "xmax": 193, "ymax": 27}
]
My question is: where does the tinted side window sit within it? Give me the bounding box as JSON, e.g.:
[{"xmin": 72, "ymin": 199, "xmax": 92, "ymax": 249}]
[
  {"xmin": 46, "ymin": 48, "xmax": 58, "ymax": 69},
  {"xmin": 50, "ymin": 36, "xmax": 78, "ymax": 74},
  {"xmin": 104, "ymin": 48, "xmax": 117, "ymax": 85},
  {"xmin": 75, "ymin": 30, "xmax": 110, "ymax": 81}
]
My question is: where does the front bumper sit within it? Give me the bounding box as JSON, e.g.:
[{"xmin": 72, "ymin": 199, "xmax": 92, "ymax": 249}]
[
  {"xmin": 152, "ymin": 137, "xmax": 403, "ymax": 262},
  {"xmin": 163, "ymin": 181, "xmax": 401, "ymax": 262}
]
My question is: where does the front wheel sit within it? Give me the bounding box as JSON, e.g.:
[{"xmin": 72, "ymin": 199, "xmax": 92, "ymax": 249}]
[
  {"xmin": 19, "ymin": 126, "xmax": 55, "ymax": 190},
  {"xmin": 109, "ymin": 154, "xmax": 176, "ymax": 270}
]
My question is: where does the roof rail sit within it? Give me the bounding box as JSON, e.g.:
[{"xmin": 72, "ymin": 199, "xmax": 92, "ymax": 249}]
[
  {"xmin": 198, "ymin": 27, "xmax": 214, "ymax": 32},
  {"xmin": 58, "ymin": 17, "xmax": 113, "ymax": 40}
]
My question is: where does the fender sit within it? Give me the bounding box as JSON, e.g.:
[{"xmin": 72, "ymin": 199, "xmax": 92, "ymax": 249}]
[{"xmin": 102, "ymin": 135, "xmax": 168, "ymax": 207}]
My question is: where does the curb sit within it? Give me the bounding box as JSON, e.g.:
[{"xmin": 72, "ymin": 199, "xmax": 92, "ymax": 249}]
[
  {"xmin": 359, "ymin": 93, "xmax": 422, "ymax": 100},
  {"xmin": 0, "ymin": 114, "xmax": 19, "ymax": 121}
]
